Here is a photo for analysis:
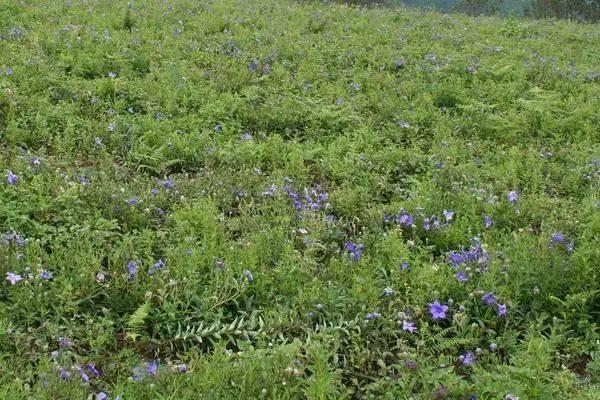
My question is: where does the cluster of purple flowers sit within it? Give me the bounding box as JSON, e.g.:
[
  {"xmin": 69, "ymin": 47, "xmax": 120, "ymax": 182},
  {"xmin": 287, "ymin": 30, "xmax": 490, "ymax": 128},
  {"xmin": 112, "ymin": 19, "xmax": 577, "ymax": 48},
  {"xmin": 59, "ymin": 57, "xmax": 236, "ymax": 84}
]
[
  {"xmin": 548, "ymin": 231, "xmax": 574, "ymax": 253},
  {"xmin": 283, "ymin": 183, "xmax": 329, "ymax": 212},
  {"xmin": 384, "ymin": 209, "xmax": 455, "ymax": 231},
  {"xmin": 344, "ymin": 241, "xmax": 365, "ymax": 261},
  {"xmin": 446, "ymin": 237, "xmax": 490, "ymax": 282},
  {"xmin": 482, "ymin": 292, "xmax": 508, "ymax": 317},
  {"xmin": 127, "ymin": 259, "xmax": 166, "ymax": 281}
]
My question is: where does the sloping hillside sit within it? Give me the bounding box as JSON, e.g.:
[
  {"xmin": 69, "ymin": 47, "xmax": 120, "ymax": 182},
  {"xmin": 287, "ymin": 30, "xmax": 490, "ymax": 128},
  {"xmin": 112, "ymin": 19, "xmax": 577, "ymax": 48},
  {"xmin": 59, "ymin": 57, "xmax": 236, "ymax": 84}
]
[{"xmin": 0, "ymin": 1, "xmax": 599, "ymax": 398}]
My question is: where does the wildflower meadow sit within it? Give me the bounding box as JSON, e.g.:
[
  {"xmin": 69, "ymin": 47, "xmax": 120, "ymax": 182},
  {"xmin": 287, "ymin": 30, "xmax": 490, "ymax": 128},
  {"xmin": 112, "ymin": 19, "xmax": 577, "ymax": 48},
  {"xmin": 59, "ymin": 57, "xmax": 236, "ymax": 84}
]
[{"xmin": 0, "ymin": 0, "xmax": 599, "ymax": 398}]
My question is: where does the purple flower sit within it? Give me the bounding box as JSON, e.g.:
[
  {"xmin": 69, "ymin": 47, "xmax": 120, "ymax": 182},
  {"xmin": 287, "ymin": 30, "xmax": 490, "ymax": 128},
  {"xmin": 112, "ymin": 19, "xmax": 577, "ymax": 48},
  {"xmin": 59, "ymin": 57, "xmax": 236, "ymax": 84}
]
[
  {"xmin": 127, "ymin": 260, "xmax": 137, "ymax": 282},
  {"xmin": 131, "ymin": 366, "xmax": 142, "ymax": 381},
  {"xmin": 490, "ymin": 343, "xmax": 498, "ymax": 351},
  {"xmin": 383, "ymin": 287, "xmax": 393, "ymax": 297},
  {"xmin": 108, "ymin": 71, "xmax": 116, "ymax": 78},
  {"xmin": 87, "ymin": 363, "xmax": 101, "ymax": 378},
  {"xmin": 148, "ymin": 259, "xmax": 165, "ymax": 276},
  {"xmin": 455, "ymin": 271, "xmax": 469, "ymax": 282},
  {"xmin": 6, "ymin": 170, "xmax": 19, "ymax": 185},
  {"xmin": 39, "ymin": 269, "xmax": 53, "ymax": 280},
  {"xmin": 75, "ymin": 366, "xmax": 90, "ymax": 382},
  {"xmin": 6, "ymin": 272, "xmax": 22, "ymax": 285},
  {"xmin": 96, "ymin": 393, "xmax": 108, "ymax": 400},
  {"xmin": 59, "ymin": 337, "xmax": 73, "ymax": 348},
  {"xmin": 551, "ymin": 232, "xmax": 564, "ymax": 244},
  {"xmin": 151, "ymin": 188, "xmax": 160, "ymax": 196},
  {"xmin": 497, "ymin": 303, "xmax": 508, "ymax": 317},
  {"xmin": 351, "ymin": 82, "xmax": 361, "ymax": 91},
  {"xmin": 59, "ymin": 368, "xmax": 71, "ymax": 381},
  {"xmin": 443, "ymin": 210, "xmax": 455, "ymax": 222},
  {"xmin": 399, "ymin": 261, "xmax": 410, "ymax": 271},
  {"xmin": 484, "ymin": 215, "xmax": 493, "ymax": 229},
  {"xmin": 482, "ymin": 292, "xmax": 496, "ymax": 306},
  {"xmin": 396, "ymin": 213, "xmax": 413, "ymax": 228},
  {"xmin": 505, "ymin": 395, "xmax": 519, "ymax": 400},
  {"xmin": 365, "ymin": 312, "xmax": 381, "ymax": 320},
  {"xmin": 29, "ymin": 156, "xmax": 41, "ymax": 167},
  {"xmin": 108, "ymin": 122, "xmax": 117, "ymax": 132},
  {"xmin": 395, "ymin": 59, "xmax": 406, "ymax": 69},
  {"xmin": 402, "ymin": 320, "xmax": 417, "ymax": 333},
  {"xmin": 214, "ymin": 123, "xmax": 222, "ymax": 132},
  {"xmin": 428, "ymin": 301, "xmax": 448, "ymax": 320},
  {"xmin": 243, "ymin": 269, "xmax": 254, "ymax": 283},
  {"xmin": 162, "ymin": 179, "xmax": 174, "ymax": 190},
  {"xmin": 261, "ymin": 185, "xmax": 277, "ymax": 197},
  {"xmin": 459, "ymin": 351, "xmax": 475, "ymax": 366},
  {"xmin": 507, "ymin": 191, "xmax": 518, "ymax": 204},
  {"xmin": 177, "ymin": 363, "xmax": 188, "ymax": 373},
  {"xmin": 344, "ymin": 242, "xmax": 365, "ymax": 261},
  {"xmin": 125, "ymin": 196, "xmax": 138, "ymax": 206},
  {"xmin": 147, "ymin": 359, "xmax": 158, "ymax": 376},
  {"xmin": 241, "ymin": 132, "xmax": 253, "ymax": 141}
]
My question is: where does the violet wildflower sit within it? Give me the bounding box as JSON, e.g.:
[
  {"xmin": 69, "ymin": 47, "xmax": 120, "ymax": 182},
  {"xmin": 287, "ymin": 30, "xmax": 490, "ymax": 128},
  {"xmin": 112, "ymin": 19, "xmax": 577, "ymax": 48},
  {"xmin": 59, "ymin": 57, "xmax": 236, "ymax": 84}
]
[
  {"xmin": 497, "ymin": 303, "xmax": 508, "ymax": 317},
  {"xmin": 505, "ymin": 395, "xmax": 519, "ymax": 400},
  {"xmin": 351, "ymin": 82, "xmax": 361, "ymax": 91},
  {"xmin": 507, "ymin": 190, "xmax": 518, "ymax": 204},
  {"xmin": 455, "ymin": 270, "xmax": 469, "ymax": 282},
  {"xmin": 261, "ymin": 185, "xmax": 277, "ymax": 197},
  {"xmin": 39, "ymin": 269, "xmax": 53, "ymax": 280},
  {"xmin": 243, "ymin": 269, "xmax": 254, "ymax": 283},
  {"xmin": 6, "ymin": 272, "xmax": 22, "ymax": 285},
  {"xmin": 148, "ymin": 259, "xmax": 165, "ymax": 276},
  {"xmin": 365, "ymin": 312, "xmax": 381, "ymax": 320},
  {"xmin": 443, "ymin": 210, "xmax": 455, "ymax": 222},
  {"xmin": 215, "ymin": 258, "xmax": 225, "ymax": 271},
  {"xmin": 29, "ymin": 156, "xmax": 41, "ymax": 167},
  {"xmin": 241, "ymin": 132, "xmax": 253, "ymax": 141},
  {"xmin": 151, "ymin": 188, "xmax": 159, "ymax": 196},
  {"xmin": 383, "ymin": 287, "xmax": 393, "ymax": 297},
  {"xmin": 214, "ymin": 123, "xmax": 222, "ymax": 132},
  {"xmin": 131, "ymin": 366, "xmax": 142, "ymax": 381},
  {"xmin": 6, "ymin": 170, "xmax": 19, "ymax": 185},
  {"xmin": 396, "ymin": 212, "xmax": 413, "ymax": 228},
  {"xmin": 177, "ymin": 363, "xmax": 188, "ymax": 373},
  {"xmin": 428, "ymin": 301, "xmax": 448, "ymax": 320},
  {"xmin": 162, "ymin": 179, "xmax": 174, "ymax": 190},
  {"xmin": 399, "ymin": 261, "xmax": 410, "ymax": 271},
  {"xmin": 97, "ymin": 393, "xmax": 108, "ymax": 400},
  {"xmin": 551, "ymin": 232, "xmax": 564, "ymax": 244},
  {"xmin": 147, "ymin": 359, "xmax": 158, "ymax": 376},
  {"xmin": 459, "ymin": 351, "xmax": 475, "ymax": 366},
  {"xmin": 395, "ymin": 59, "xmax": 406, "ymax": 69},
  {"xmin": 125, "ymin": 196, "xmax": 138, "ymax": 206},
  {"xmin": 489, "ymin": 343, "xmax": 498, "ymax": 351},
  {"xmin": 482, "ymin": 292, "xmax": 496, "ymax": 306},
  {"xmin": 107, "ymin": 122, "xmax": 117, "ymax": 132},
  {"xmin": 127, "ymin": 260, "xmax": 137, "ymax": 282},
  {"xmin": 402, "ymin": 320, "xmax": 417, "ymax": 333},
  {"xmin": 484, "ymin": 215, "xmax": 493, "ymax": 228},
  {"xmin": 87, "ymin": 363, "xmax": 101, "ymax": 378},
  {"xmin": 59, "ymin": 337, "xmax": 73, "ymax": 348},
  {"xmin": 75, "ymin": 366, "xmax": 90, "ymax": 383},
  {"xmin": 108, "ymin": 71, "xmax": 116, "ymax": 78},
  {"xmin": 59, "ymin": 368, "xmax": 71, "ymax": 381},
  {"xmin": 423, "ymin": 217, "xmax": 431, "ymax": 231},
  {"xmin": 344, "ymin": 241, "xmax": 365, "ymax": 261}
]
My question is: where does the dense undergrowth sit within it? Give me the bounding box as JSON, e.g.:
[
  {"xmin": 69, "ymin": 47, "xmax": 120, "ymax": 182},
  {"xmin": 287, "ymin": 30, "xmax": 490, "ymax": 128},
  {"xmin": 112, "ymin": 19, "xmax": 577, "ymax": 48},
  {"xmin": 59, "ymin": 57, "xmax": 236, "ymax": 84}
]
[{"xmin": 1, "ymin": 0, "xmax": 599, "ymax": 398}]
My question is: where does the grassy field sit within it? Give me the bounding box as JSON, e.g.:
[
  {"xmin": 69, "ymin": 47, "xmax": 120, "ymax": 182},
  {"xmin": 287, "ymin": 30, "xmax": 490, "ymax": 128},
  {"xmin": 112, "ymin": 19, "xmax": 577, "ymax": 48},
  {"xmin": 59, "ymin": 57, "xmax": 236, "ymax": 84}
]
[{"xmin": 1, "ymin": 0, "xmax": 599, "ymax": 398}]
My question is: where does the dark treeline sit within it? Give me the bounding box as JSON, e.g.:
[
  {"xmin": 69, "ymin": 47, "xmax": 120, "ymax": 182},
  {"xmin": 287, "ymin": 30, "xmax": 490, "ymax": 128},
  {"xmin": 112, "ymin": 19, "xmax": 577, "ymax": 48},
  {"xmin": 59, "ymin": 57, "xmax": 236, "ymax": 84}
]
[{"xmin": 327, "ymin": 0, "xmax": 600, "ymax": 22}]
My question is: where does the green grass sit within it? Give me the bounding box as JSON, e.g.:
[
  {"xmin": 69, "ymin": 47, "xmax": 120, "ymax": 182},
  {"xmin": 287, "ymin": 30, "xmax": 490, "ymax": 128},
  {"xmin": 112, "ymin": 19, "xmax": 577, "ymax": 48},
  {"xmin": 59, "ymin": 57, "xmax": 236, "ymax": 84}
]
[{"xmin": 0, "ymin": 0, "xmax": 599, "ymax": 398}]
